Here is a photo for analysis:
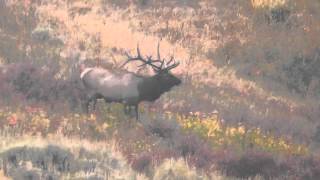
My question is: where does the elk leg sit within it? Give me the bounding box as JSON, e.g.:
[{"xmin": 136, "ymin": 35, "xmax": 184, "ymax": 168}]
[
  {"xmin": 103, "ymin": 98, "xmax": 111, "ymax": 111},
  {"xmin": 92, "ymin": 94, "xmax": 103, "ymax": 112},
  {"xmin": 85, "ymin": 94, "xmax": 99, "ymax": 113},
  {"xmin": 92, "ymin": 98, "xmax": 97, "ymax": 111},
  {"xmin": 83, "ymin": 99, "xmax": 90, "ymax": 114},
  {"xmin": 123, "ymin": 104, "xmax": 130, "ymax": 115},
  {"xmin": 128, "ymin": 105, "xmax": 134, "ymax": 114},
  {"xmin": 134, "ymin": 104, "xmax": 139, "ymax": 120}
]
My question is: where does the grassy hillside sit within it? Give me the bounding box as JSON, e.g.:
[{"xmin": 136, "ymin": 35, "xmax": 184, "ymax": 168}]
[{"xmin": 1, "ymin": 0, "xmax": 320, "ymax": 179}]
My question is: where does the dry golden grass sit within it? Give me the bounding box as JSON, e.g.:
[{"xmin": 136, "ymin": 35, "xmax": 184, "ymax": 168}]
[
  {"xmin": 0, "ymin": 134, "xmax": 148, "ymax": 179},
  {"xmin": 251, "ymin": 0, "xmax": 287, "ymax": 8}
]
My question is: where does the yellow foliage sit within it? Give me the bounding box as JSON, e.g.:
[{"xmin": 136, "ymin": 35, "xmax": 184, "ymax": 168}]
[
  {"xmin": 176, "ymin": 113, "xmax": 308, "ymax": 155},
  {"xmin": 31, "ymin": 116, "xmax": 50, "ymax": 131}
]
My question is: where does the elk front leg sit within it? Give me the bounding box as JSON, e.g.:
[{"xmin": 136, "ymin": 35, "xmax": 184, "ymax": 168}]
[
  {"xmin": 134, "ymin": 104, "xmax": 139, "ymax": 120},
  {"xmin": 103, "ymin": 98, "xmax": 111, "ymax": 112},
  {"xmin": 123, "ymin": 104, "xmax": 130, "ymax": 115}
]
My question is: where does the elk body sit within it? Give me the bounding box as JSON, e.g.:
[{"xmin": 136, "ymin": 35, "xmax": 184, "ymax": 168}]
[{"xmin": 80, "ymin": 44, "xmax": 181, "ymax": 119}]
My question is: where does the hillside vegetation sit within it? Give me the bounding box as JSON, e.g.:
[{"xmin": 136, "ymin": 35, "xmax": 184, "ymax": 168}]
[{"xmin": 0, "ymin": 0, "xmax": 320, "ymax": 179}]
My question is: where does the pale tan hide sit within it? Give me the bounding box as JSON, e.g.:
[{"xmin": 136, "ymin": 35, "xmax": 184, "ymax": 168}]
[{"xmin": 81, "ymin": 67, "xmax": 143, "ymax": 103}]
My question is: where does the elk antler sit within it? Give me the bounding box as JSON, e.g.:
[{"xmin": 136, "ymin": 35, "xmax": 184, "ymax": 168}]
[
  {"xmin": 164, "ymin": 55, "xmax": 180, "ymax": 71},
  {"xmin": 121, "ymin": 44, "xmax": 161, "ymax": 71},
  {"xmin": 121, "ymin": 43, "xmax": 180, "ymax": 72}
]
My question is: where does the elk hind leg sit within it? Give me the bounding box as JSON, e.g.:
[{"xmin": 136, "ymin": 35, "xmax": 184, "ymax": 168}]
[
  {"xmin": 92, "ymin": 94, "xmax": 104, "ymax": 112},
  {"xmin": 134, "ymin": 104, "xmax": 139, "ymax": 120},
  {"xmin": 84, "ymin": 94, "xmax": 99, "ymax": 114}
]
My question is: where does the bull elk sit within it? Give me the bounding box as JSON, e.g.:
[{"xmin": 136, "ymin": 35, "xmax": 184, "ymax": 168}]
[{"xmin": 80, "ymin": 44, "xmax": 181, "ymax": 119}]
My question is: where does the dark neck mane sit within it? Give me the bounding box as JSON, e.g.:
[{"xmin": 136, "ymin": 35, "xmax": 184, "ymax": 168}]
[{"xmin": 137, "ymin": 76, "xmax": 166, "ymax": 102}]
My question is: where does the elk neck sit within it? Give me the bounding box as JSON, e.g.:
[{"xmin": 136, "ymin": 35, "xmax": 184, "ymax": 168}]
[{"xmin": 137, "ymin": 75, "xmax": 167, "ymax": 102}]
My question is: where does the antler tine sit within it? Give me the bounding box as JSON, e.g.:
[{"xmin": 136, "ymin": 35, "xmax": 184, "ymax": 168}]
[
  {"xmin": 120, "ymin": 49, "xmax": 142, "ymax": 68},
  {"xmin": 166, "ymin": 56, "xmax": 174, "ymax": 65},
  {"xmin": 157, "ymin": 42, "xmax": 161, "ymax": 61},
  {"xmin": 159, "ymin": 59, "xmax": 165, "ymax": 69},
  {"xmin": 120, "ymin": 52, "xmax": 132, "ymax": 68},
  {"xmin": 165, "ymin": 61, "xmax": 180, "ymax": 71},
  {"xmin": 164, "ymin": 56, "xmax": 180, "ymax": 71},
  {"xmin": 136, "ymin": 43, "xmax": 142, "ymax": 58},
  {"xmin": 125, "ymin": 43, "xmax": 143, "ymax": 61}
]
